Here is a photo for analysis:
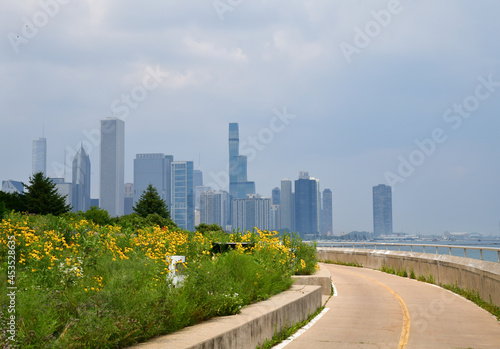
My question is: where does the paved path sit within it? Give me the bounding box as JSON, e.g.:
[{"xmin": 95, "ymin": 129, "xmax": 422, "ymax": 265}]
[{"xmin": 284, "ymin": 263, "xmax": 500, "ymax": 349}]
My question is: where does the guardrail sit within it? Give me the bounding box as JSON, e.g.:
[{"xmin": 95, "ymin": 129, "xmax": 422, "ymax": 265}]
[{"xmin": 315, "ymin": 242, "xmax": 500, "ymax": 263}]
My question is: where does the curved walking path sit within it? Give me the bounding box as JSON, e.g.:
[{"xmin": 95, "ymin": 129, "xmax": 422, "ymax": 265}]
[{"xmin": 284, "ymin": 263, "xmax": 500, "ymax": 349}]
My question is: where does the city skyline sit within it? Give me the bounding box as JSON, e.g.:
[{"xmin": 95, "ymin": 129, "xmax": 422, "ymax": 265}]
[{"xmin": 2, "ymin": 1, "xmax": 500, "ymax": 234}]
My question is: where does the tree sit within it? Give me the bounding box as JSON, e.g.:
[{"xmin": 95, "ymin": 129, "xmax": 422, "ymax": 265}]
[
  {"xmin": 195, "ymin": 223, "xmax": 225, "ymax": 235},
  {"xmin": 0, "ymin": 191, "xmax": 26, "ymax": 212},
  {"xmin": 133, "ymin": 184, "xmax": 170, "ymax": 219},
  {"xmin": 83, "ymin": 206, "xmax": 113, "ymax": 226},
  {"xmin": 0, "ymin": 201, "xmax": 6, "ymax": 220},
  {"xmin": 23, "ymin": 172, "xmax": 71, "ymax": 215}
]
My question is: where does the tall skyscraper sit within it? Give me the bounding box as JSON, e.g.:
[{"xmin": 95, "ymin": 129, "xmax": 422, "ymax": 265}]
[
  {"xmin": 171, "ymin": 161, "xmax": 194, "ymax": 231},
  {"xmin": 100, "ymin": 118, "xmax": 125, "ymax": 217},
  {"xmin": 200, "ymin": 190, "xmax": 229, "ymax": 227},
  {"xmin": 294, "ymin": 172, "xmax": 320, "ymax": 237},
  {"xmin": 71, "ymin": 145, "xmax": 91, "ymax": 212},
  {"xmin": 321, "ymin": 189, "xmax": 333, "ymax": 235},
  {"xmin": 232, "ymin": 194, "xmax": 270, "ymax": 232},
  {"xmin": 124, "ymin": 183, "xmax": 134, "ymax": 215},
  {"xmin": 280, "ymin": 178, "xmax": 293, "ymax": 231},
  {"xmin": 32, "ymin": 137, "xmax": 47, "ymax": 175},
  {"xmin": 228, "ymin": 123, "xmax": 255, "ymax": 200},
  {"xmin": 271, "ymin": 187, "xmax": 281, "ymax": 206},
  {"xmin": 193, "ymin": 170, "xmax": 203, "ymax": 188},
  {"xmin": 133, "ymin": 153, "xmax": 173, "ymax": 208},
  {"xmin": 373, "ymin": 184, "xmax": 393, "ymax": 236}
]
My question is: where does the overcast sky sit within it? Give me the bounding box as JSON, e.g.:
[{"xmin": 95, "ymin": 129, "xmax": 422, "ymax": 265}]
[{"xmin": 1, "ymin": 0, "xmax": 499, "ymax": 235}]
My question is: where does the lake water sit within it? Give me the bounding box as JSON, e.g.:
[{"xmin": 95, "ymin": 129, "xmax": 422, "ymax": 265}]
[{"xmin": 316, "ymin": 240, "xmax": 500, "ymax": 263}]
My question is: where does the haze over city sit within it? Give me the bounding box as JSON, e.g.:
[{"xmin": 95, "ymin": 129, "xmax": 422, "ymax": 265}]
[{"xmin": 1, "ymin": 0, "xmax": 499, "ymax": 235}]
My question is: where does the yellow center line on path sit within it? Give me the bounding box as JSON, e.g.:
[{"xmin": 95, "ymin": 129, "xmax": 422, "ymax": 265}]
[{"xmin": 330, "ymin": 266, "xmax": 411, "ymax": 349}]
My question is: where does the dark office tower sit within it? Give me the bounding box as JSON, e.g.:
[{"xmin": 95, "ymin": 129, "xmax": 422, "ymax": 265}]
[
  {"xmin": 294, "ymin": 172, "xmax": 319, "ymax": 237},
  {"xmin": 373, "ymin": 184, "xmax": 393, "ymax": 236},
  {"xmin": 71, "ymin": 145, "xmax": 91, "ymax": 212},
  {"xmin": 100, "ymin": 118, "xmax": 124, "ymax": 217},
  {"xmin": 280, "ymin": 178, "xmax": 293, "ymax": 231},
  {"xmin": 133, "ymin": 154, "xmax": 173, "ymax": 208},
  {"xmin": 171, "ymin": 161, "xmax": 194, "ymax": 231},
  {"xmin": 271, "ymin": 187, "xmax": 281, "ymax": 206},
  {"xmin": 32, "ymin": 137, "xmax": 47, "ymax": 175},
  {"xmin": 193, "ymin": 170, "xmax": 203, "ymax": 188},
  {"xmin": 321, "ymin": 189, "xmax": 333, "ymax": 235},
  {"xmin": 228, "ymin": 123, "xmax": 255, "ymax": 200}
]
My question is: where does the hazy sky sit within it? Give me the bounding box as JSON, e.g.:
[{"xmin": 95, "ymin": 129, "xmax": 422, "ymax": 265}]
[{"xmin": 1, "ymin": 0, "xmax": 499, "ymax": 235}]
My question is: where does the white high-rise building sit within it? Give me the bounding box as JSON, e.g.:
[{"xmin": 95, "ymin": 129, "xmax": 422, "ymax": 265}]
[
  {"xmin": 72, "ymin": 146, "xmax": 91, "ymax": 212},
  {"xmin": 200, "ymin": 190, "xmax": 229, "ymax": 227},
  {"xmin": 99, "ymin": 118, "xmax": 125, "ymax": 217},
  {"xmin": 280, "ymin": 178, "xmax": 293, "ymax": 231},
  {"xmin": 32, "ymin": 137, "xmax": 47, "ymax": 175},
  {"xmin": 232, "ymin": 194, "xmax": 271, "ymax": 232}
]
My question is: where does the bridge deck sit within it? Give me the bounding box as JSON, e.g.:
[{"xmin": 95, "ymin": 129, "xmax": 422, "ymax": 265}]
[{"xmin": 283, "ymin": 263, "xmax": 500, "ymax": 349}]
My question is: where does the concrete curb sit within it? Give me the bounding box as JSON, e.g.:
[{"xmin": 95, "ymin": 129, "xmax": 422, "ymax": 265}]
[
  {"xmin": 318, "ymin": 248, "xmax": 500, "ymax": 306},
  {"xmin": 128, "ymin": 284, "xmax": 322, "ymax": 349},
  {"xmin": 292, "ymin": 266, "xmax": 332, "ymax": 296}
]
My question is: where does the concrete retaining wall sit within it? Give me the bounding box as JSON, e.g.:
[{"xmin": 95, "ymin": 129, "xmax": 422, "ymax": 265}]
[
  {"xmin": 292, "ymin": 266, "xmax": 332, "ymax": 295},
  {"xmin": 318, "ymin": 248, "xmax": 500, "ymax": 306},
  {"xmin": 129, "ymin": 284, "xmax": 322, "ymax": 349}
]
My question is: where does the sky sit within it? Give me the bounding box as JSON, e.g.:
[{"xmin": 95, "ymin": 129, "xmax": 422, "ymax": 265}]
[{"xmin": 1, "ymin": 0, "xmax": 499, "ymax": 236}]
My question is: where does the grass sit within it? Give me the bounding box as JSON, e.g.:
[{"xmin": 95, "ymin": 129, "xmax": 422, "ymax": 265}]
[
  {"xmin": 320, "ymin": 259, "xmax": 363, "ymax": 268},
  {"xmin": 441, "ymin": 283, "xmax": 500, "ymax": 321},
  {"xmin": 256, "ymin": 306, "xmax": 326, "ymax": 349},
  {"xmin": 380, "ymin": 265, "xmax": 408, "ymax": 277},
  {"xmin": 0, "ymin": 212, "xmax": 318, "ymax": 348}
]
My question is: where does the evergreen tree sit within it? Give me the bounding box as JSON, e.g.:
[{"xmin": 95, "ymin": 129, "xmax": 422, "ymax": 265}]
[
  {"xmin": 0, "ymin": 191, "xmax": 26, "ymax": 212},
  {"xmin": 23, "ymin": 172, "xmax": 71, "ymax": 215},
  {"xmin": 0, "ymin": 201, "xmax": 6, "ymax": 220},
  {"xmin": 133, "ymin": 184, "xmax": 170, "ymax": 219}
]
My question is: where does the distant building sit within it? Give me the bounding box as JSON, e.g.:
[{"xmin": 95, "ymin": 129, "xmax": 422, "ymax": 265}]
[
  {"xmin": 32, "ymin": 137, "xmax": 47, "ymax": 175},
  {"xmin": 200, "ymin": 190, "xmax": 229, "ymax": 227},
  {"xmin": 232, "ymin": 194, "xmax": 271, "ymax": 232},
  {"xmin": 193, "ymin": 170, "xmax": 203, "ymax": 188},
  {"xmin": 195, "ymin": 185, "xmax": 212, "ymax": 211},
  {"xmin": 270, "ymin": 205, "xmax": 280, "ymax": 231},
  {"xmin": 71, "ymin": 146, "xmax": 91, "ymax": 212},
  {"xmin": 280, "ymin": 178, "xmax": 293, "ymax": 231},
  {"xmin": 271, "ymin": 187, "xmax": 281, "ymax": 206},
  {"xmin": 51, "ymin": 178, "xmax": 72, "ymax": 208},
  {"xmin": 321, "ymin": 189, "xmax": 333, "ymax": 235},
  {"xmin": 133, "ymin": 153, "xmax": 173, "ymax": 209},
  {"xmin": 124, "ymin": 183, "xmax": 134, "ymax": 215},
  {"xmin": 90, "ymin": 198, "xmax": 99, "ymax": 208},
  {"xmin": 1, "ymin": 180, "xmax": 24, "ymax": 194},
  {"xmin": 100, "ymin": 118, "xmax": 125, "ymax": 216},
  {"xmin": 373, "ymin": 184, "xmax": 393, "ymax": 236},
  {"xmin": 294, "ymin": 172, "xmax": 320, "ymax": 237},
  {"xmin": 229, "ymin": 123, "xmax": 255, "ymax": 200},
  {"xmin": 171, "ymin": 161, "xmax": 194, "ymax": 231}
]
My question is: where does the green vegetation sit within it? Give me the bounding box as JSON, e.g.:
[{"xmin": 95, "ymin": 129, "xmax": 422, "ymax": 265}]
[
  {"xmin": 320, "ymin": 259, "xmax": 363, "ymax": 268},
  {"xmin": 380, "ymin": 265, "xmax": 408, "ymax": 277},
  {"xmin": 256, "ymin": 306, "xmax": 326, "ymax": 349},
  {"xmin": 442, "ymin": 283, "xmax": 500, "ymax": 321},
  {"xmin": 0, "ymin": 212, "xmax": 317, "ymax": 348},
  {"xmin": 24, "ymin": 172, "xmax": 71, "ymax": 215},
  {"xmin": 133, "ymin": 184, "xmax": 171, "ymax": 220}
]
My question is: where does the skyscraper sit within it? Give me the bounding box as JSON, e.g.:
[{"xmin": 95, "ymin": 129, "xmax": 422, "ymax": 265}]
[
  {"xmin": 200, "ymin": 190, "xmax": 229, "ymax": 227},
  {"xmin": 232, "ymin": 194, "xmax": 271, "ymax": 232},
  {"xmin": 171, "ymin": 161, "xmax": 194, "ymax": 231},
  {"xmin": 373, "ymin": 184, "xmax": 393, "ymax": 236},
  {"xmin": 294, "ymin": 172, "xmax": 319, "ymax": 237},
  {"xmin": 100, "ymin": 118, "xmax": 125, "ymax": 217},
  {"xmin": 133, "ymin": 153, "xmax": 173, "ymax": 208},
  {"xmin": 280, "ymin": 178, "xmax": 293, "ymax": 231},
  {"xmin": 228, "ymin": 123, "xmax": 255, "ymax": 200},
  {"xmin": 271, "ymin": 187, "xmax": 281, "ymax": 206},
  {"xmin": 321, "ymin": 189, "xmax": 333, "ymax": 235},
  {"xmin": 124, "ymin": 183, "xmax": 134, "ymax": 215},
  {"xmin": 32, "ymin": 137, "xmax": 47, "ymax": 175},
  {"xmin": 71, "ymin": 145, "xmax": 91, "ymax": 212}
]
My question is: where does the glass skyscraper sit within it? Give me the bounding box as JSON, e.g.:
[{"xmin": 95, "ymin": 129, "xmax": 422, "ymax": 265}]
[
  {"xmin": 294, "ymin": 172, "xmax": 319, "ymax": 237},
  {"xmin": 99, "ymin": 118, "xmax": 125, "ymax": 217},
  {"xmin": 373, "ymin": 184, "xmax": 393, "ymax": 236},
  {"xmin": 228, "ymin": 123, "xmax": 255, "ymax": 200},
  {"xmin": 280, "ymin": 178, "xmax": 293, "ymax": 231},
  {"xmin": 133, "ymin": 153, "xmax": 173, "ymax": 208},
  {"xmin": 71, "ymin": 145, "xmax": 91, "ymax": 212},
  {"xmin": 32, "ymin": 137, "xmax": 47, "ymax": 175},
  {"xmin": 171, "ymin": 161, "xmax": 194, "ymax": 231},
  {"xmin": 321, "ymin": 188, "xmax": 333, "ymax": 235}
]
